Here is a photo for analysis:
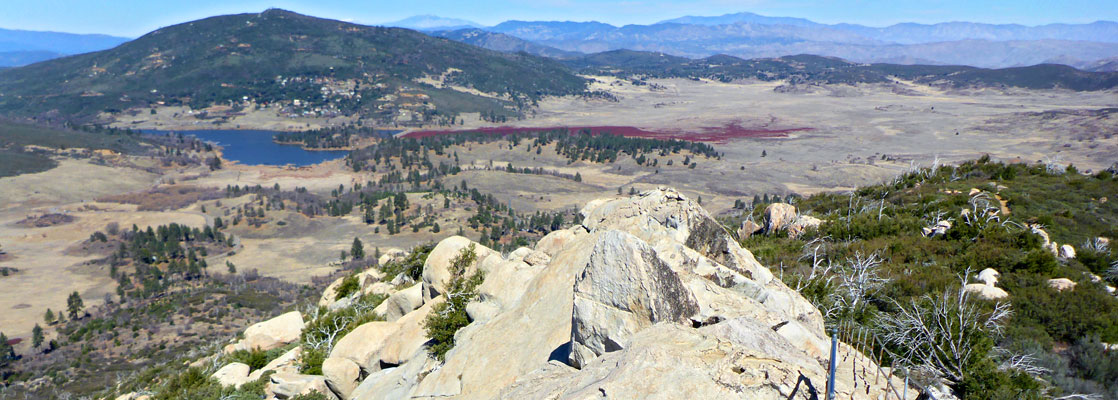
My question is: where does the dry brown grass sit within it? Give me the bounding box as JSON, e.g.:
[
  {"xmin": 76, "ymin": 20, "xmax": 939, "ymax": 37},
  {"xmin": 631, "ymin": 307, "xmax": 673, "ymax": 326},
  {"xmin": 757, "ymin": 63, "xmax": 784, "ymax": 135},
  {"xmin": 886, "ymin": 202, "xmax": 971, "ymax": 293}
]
[{"xmin": 98, "ymin": 185, "xmax": 224, "ymax": 211}]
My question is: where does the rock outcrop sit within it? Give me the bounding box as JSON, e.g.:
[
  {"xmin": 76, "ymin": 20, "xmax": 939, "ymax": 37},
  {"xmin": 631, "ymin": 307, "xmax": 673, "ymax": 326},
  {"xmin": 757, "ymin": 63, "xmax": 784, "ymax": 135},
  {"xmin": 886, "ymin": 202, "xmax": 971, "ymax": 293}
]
[
  {"xmin": 1059, "ymin": 244, "xmax": 1076, "ymax": 259},
  {"xmin": 323, "ymin": 357, "xmax": 362, "ymax": 399},
  {"xmin": 738, "ymin": 219, "xmax": 762, "ymax": 238},
  {"xmin": 1048, "ymin": 278, "xmax": 1077, "ymax": 291},
  {"xmin": 372, "ymin": 283, "xmax": 422, "ymax": 322},
  {"xmin": 267, "ymin": 372, "xmax": 339, "ymax": 400},
  {"xmin": 421, "ymin": 236, "xmax": 496, "ymax": 302},
  {"xmin": 377, "ymin": 247, "xmax": 407, "ymax": 266},
  {"xmin": 923, "ymin": 220, "xmax": 952, "ymax": 237},
  {"xmin": 1031, "ymin": 224, "xmax": 1060, "ymax": 256},
  {"xmin": 329, "ymin": 321, "xmax": 397, "ymax": 368},
  {"xmin": 763, "ymin": 203, "xmax": 798, "ymax": 233},
  {"xmin": 568, "ymin": 230, "xmax": 700, "ymax": 368},
  {"xmin": 212, "ymin": 362, "xmax": 251, "ymax": 388},
  {"xmin": 248, "ymin": 346, "xmax": 301, "ymax": 381},
  {"xmin": 223, "ymin": 187, "xmax": 909, "ymax": 400},
  {"xmin": 965, "ymin": 268, "xmax": 1009, "ymax": 300},
  {"xmin": 978, "ymin": 268, "xmax": 1000, "ymax": 286},
  {"xmin": 789, "ymin": 215, "xmax": 823, "ymax": 237},
  {"xmin": 225, "ymin": 311, "xmax": 304, "ymax": 353}
]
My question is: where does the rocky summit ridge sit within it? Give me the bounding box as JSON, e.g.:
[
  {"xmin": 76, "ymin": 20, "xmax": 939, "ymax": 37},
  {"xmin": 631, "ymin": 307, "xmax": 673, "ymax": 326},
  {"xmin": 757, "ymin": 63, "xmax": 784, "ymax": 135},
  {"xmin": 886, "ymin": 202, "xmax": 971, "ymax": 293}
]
[{"xmin": 158, "ymin": 187, "xmax": 911, "ymax": 400}]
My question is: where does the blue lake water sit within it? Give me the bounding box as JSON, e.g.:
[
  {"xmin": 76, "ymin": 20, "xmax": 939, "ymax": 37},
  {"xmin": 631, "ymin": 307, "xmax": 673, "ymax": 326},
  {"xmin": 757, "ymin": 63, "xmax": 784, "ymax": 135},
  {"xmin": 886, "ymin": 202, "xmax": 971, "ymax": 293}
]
[{"xmin": 152, "ymin": 129, "xmax": 349, "ymax": 166}]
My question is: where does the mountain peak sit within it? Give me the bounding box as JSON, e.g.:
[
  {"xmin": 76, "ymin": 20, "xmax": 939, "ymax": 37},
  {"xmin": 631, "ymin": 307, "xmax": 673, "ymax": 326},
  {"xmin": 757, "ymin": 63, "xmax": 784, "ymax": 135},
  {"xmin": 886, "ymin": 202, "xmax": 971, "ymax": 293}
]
[
  {"xmin": 658, "ymin": 12, "xmax": 821, "ymax": 28},
  {"xmin": 385, "ymin": 15, "xmax": 481, "ymax": 30},
  {"xmin": 0, "ymin": 10, "xmax": 586, "ymax": 122}
]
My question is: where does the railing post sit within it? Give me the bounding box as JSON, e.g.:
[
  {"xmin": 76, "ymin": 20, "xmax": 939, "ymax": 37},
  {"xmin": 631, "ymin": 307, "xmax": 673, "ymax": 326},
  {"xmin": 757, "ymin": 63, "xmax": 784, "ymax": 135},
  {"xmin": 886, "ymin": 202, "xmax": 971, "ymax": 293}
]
[
  {"xmin": 826, "ymin": 328, "xmax": 838, "ymax": 400},
  {"xmin": 887, "ymin": 360, "xmax": 895, "ymax": 394},
  {"xmin": 875, "ymin": 336, "xmax": 883, "ymax": 385}
]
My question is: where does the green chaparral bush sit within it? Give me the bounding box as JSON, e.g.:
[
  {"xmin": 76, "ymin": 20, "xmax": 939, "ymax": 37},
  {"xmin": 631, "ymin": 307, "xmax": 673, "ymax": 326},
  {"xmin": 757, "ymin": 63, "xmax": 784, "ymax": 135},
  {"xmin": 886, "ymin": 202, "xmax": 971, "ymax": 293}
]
[
  {"xmin": 726, "ymin": 159, "xmax": 1118, "ymax": 399},
  {"xmin": 424, "ymin": 244, "xmax": 482, "ymax": 361},
  {"xmin": 334, "ymin": 274, "xmax": 360, "ymax": 301},
  {"xmin": 379, "ymin": 243, "xmax": 435, "ymax": 282}
]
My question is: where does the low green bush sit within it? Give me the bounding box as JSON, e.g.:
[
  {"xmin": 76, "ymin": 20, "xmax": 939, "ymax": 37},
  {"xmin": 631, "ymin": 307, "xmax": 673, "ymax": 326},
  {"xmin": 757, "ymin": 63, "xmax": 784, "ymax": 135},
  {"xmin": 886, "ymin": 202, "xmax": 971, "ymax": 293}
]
[
  {"xmin": 425, "ymin": 244, "xmax": 482, "ymax": 361},
  {"xmin": 334, "ymin": 274, "xmax": 360, "ymax": 300}
]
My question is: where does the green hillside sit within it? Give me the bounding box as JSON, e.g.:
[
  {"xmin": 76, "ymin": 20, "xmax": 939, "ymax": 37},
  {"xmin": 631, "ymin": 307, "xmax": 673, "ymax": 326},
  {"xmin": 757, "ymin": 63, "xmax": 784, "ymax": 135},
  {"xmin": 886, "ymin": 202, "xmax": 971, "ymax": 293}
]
[
  {"xmin": 0, "ymin": 121, "xmax": 149, "ymax": 177},
  {"xmin": 732, "ymin": 159, "xmax": 1118, "ymax": 398},
  {"xmin": 0, "ymin": 9, "xmax": 588, "ymax": 123}
]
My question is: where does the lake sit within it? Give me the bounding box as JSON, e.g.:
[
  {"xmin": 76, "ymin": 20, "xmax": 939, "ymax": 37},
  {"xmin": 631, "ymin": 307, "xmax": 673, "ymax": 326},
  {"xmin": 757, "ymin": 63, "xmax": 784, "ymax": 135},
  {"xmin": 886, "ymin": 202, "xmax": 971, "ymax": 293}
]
[{"xmin": 151, "ymin": 129, "xmax": 349, "ymax": 166}]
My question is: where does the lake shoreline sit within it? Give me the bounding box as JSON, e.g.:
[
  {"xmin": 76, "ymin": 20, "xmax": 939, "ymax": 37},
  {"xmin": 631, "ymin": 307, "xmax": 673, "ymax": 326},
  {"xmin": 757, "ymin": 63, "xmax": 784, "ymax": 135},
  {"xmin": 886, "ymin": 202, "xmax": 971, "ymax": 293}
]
[{"xmin": 147, "ymin": 129, "xmax": 349, "ymax": 167}]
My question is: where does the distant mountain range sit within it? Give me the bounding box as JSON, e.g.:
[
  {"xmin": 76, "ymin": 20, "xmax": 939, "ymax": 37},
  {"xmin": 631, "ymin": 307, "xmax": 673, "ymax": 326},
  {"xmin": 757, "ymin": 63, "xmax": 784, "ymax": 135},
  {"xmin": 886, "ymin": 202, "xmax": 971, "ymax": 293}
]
[
  {"xmin": 430, "ymin": 29, "xmax": 580, "ymax": 59},
  {"xmin": 389, "ymin": 12, "xmax": 1118, "ymax": 70},
  {"xmin": 661, "ymin": 12, "xmax": 1118, "ymax": 44},
  {"xmin": 0, "ymin": 28, "xmax": 129, "ymax": 67},
  {"xmin": 385, "ymin": 15, "xmax": 481, "ymax": 31},
  {"xmin": 5, "ymin": 12, "xmax": 1117, "ymax": 70},
  {"xmin": 1, "ymin": 9, "xmax": 1115, "ymax": 124}
]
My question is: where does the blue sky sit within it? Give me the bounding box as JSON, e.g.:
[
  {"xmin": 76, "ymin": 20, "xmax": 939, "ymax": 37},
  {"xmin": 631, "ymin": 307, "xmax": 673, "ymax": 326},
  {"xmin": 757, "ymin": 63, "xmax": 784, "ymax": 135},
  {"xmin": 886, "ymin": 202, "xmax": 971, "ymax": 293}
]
[{"xmin": 1, "ymin": 0, "xmax": 1115, "ymax": 37}]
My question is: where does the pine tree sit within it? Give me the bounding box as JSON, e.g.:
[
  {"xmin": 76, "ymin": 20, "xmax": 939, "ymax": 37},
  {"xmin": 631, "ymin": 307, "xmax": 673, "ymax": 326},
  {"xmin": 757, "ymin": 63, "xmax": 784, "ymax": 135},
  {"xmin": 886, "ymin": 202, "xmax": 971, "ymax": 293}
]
[
  {"xmin": 66, "ymin": 291, "xmax": 84, "ymax": 320},
  {"xmin": 0, "ymin": 332, "xmax": 14, "ymax": 369},
  {"xmin": 574, "ymin": 172, "xmax": 582, "ymax": 182},
  {"xmin": 351, "ymin": 237, "xmax": 365, "ymax": 260},
  {"xmin": 32, "ymin": 324, "xmax": 43, "ymax": 349},
  {"xmin": 44, "ymin": 308, "xmax": 55, "ymax": 325},
  {"xmin": 364, "ymin": 206, "xmax": 375, "ymax": 224}
]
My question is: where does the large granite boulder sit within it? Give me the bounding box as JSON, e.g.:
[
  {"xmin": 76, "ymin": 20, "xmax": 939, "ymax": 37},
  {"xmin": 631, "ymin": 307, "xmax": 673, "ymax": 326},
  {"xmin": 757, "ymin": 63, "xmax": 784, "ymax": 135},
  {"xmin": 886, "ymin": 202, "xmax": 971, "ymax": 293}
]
[
  {"xmin": 764, "ymin": 202, "xmax": 798, "ymax": 233},
  {"xmin": 329, "ymin": 321, "xmax": 398, "ymax": 368},
  {"xmin": 266, "ymin": 372, "xmax": 339, "ymax": 400},
  {"xmin": 323, "ymin": 357, "xmax": 362, "ymax": 399},
  {"xmin": 212, "ymin": 362, "xmax": 251, "ymax": 388},
  {"xmin": 225, "ymin": 311, "xmax": 304, "ymax": 353},
  {"xmin": 420, "ymin": 236, "xmax": 496, "ymax": 302},
  {"xmin": 372, "ymin": 282, "xmax": 423, "ymax": 322},
  {"xmin": 568, "ymin": 230, "xmax": 699, "ymax": 368}
]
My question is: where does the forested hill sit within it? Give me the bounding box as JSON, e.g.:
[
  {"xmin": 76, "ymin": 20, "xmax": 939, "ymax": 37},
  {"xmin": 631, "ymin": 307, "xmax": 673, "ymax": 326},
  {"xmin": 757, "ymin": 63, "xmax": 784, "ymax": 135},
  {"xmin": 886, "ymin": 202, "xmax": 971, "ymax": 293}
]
[
  {"xmin": 562, "ymin": 51, "xmax": 1118, "ymax": 91},
  {"xmin": 0, "ymin": 9, "xmax": 588, "ymax": 122}
]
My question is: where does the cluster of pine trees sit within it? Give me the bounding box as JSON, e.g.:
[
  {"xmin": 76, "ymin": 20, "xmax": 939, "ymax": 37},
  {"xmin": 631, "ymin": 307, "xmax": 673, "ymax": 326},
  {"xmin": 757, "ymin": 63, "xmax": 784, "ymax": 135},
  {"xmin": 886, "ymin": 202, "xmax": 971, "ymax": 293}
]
[{"xmin": 101, "ymin": 223, "xmax": 233, "ymax": 298}]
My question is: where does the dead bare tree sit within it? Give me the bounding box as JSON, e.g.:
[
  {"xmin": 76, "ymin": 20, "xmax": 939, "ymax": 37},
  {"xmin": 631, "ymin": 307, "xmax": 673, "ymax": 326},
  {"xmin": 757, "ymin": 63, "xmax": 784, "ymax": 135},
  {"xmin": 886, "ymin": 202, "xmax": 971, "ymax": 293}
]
[
  {"xmin": 1044, "ymin": 155, "xmax": 1064, "ymax": 175},
  {"xmin": 878, "ymin": 270, "xmax": 1012, "ymax": 384},
  {"xmin": 304, "ymin": 312, "xmax": 355, "ymax": 355},
  {"xmin": 1082, "ymin": 237, "xmax": 1110, "ymax": 254},
  {"xmin": 794, "ymin": 238, "xmax": 835, "ymax": 292},
  {"xmin": 1054, "ymin": 395, "xmax": 1104, "ymax": 400},
  {"xmin": 993, "ymin": 348, "xmax": 1050, "ymax": 377},
  {"xmin": 832, "ymin": 252, "xmax": 890, "ymax": 314}
]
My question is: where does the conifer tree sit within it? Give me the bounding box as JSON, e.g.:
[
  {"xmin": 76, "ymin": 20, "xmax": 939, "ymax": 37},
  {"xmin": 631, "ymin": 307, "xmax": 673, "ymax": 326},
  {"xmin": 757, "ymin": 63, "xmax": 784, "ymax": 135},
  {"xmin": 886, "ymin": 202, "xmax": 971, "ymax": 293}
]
[{"xmin": 66, "ymin": 291, "xmax": 84, "ymax": 320}]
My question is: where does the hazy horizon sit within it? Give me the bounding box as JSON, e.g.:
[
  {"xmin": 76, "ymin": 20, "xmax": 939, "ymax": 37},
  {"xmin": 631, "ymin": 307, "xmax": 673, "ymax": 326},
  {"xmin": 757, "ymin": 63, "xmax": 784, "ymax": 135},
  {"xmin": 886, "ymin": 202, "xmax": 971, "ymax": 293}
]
[{"xmin": 2, "ymin": 0, "xmax": 1116, "ymax": 37}]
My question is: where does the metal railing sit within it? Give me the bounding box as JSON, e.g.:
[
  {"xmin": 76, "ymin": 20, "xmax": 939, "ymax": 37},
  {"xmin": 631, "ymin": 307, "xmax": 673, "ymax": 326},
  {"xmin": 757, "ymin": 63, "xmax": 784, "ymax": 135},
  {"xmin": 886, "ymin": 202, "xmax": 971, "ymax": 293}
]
[{"xmin": 824, "ymin": 321, "xmax": 935, "ymax": 400}]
